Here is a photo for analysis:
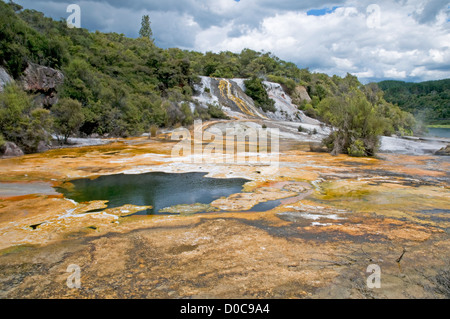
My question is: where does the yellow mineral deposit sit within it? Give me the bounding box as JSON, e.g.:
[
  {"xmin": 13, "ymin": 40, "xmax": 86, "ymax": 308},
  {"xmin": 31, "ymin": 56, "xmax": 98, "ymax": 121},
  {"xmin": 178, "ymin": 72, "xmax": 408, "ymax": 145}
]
[
  {"xmin": 0, "ymin": 124, "xmax": 448, "ymax": 299},
  {"xmin": 219, "ymin": 79, "xmax": 267, "ymax": 119}
]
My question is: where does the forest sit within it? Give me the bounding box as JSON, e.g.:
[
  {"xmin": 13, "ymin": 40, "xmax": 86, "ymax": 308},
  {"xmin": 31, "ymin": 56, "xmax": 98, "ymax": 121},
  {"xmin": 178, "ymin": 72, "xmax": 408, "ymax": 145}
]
[
  {"xmin": 377, "ymin": 79, "xmax": 450, "ymax": 126},
  {"xmin": 0, "ymin": 1, "xmax": 430, "ymax": 156}
]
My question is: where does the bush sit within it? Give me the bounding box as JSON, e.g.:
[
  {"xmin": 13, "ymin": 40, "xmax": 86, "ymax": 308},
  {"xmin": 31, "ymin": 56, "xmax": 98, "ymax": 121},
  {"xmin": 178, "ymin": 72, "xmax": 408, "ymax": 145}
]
[
  {"xmin": 266, "ymin": 75, "xmax": 296, "ymax": 95},
  {"xmin": 0, "ymin": 84, "xmax": 52, "ymax": 153},
  {"xmin": 180, "ymin": 102, "xmax": 194, "ymax": 126},
  {"xmin": 318, "ymin": 90, "xmax": 384, "ymax": 157},
  {"xmin": 0, "ymin": 133, "xmax": 5, "ymax": 148},
  {"xmin": 51, "ymin": 98, "xmax": 85, "ymax": 144},
  {"xmin": 347, "ymin": 139, "xmax": 366, "ymax": 157},
  {"xmin": 25, "ymin": 108, "xmax": 53, "ymax": 152},
  {"xmin": 207, "ymin": 103, "xmax": 229, "ymax": 119},
  {"xmin": 244, "ymin": 77, "xmax": 276, "ymax": 113},
  {"xmin": 193, "ymin": 105, "xmax": 211, "ymax": 121},
  {"xmin": 149, "ymin": 124, "xmax": 158, "ymax": 138}
]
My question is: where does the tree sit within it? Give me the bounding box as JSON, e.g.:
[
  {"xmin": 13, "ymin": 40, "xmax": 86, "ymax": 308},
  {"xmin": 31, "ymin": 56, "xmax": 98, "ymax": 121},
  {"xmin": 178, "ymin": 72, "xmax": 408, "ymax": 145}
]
[
  {"xmin": 0, "ymin": 84, "xmax": 52, "ymax": 153},
  {"xmin": 7, "ymin": 0, "xmax": 23, "ymax": 13},
  {"xmin": 318, "ymin": 90, "xmax": 386, "ymax": 157},
  {"xmin": 139, "ymin": 15, "xmax": 153, "ymax": 41},
  {"xmin": 52, "ymin": 98, "xmax": 85, "ymax": 144}
]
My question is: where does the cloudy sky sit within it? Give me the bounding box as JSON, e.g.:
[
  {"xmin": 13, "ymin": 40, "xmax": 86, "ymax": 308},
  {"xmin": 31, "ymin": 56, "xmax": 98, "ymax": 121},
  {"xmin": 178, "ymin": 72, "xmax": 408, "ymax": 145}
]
[{"xmin": 14, "ymin": 0, "xmax": 450, "ymax": 83}]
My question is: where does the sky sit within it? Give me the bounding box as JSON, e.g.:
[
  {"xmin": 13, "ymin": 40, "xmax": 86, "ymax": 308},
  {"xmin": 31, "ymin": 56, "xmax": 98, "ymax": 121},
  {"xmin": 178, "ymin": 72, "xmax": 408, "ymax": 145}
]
[{"xmin": 13, "ymin": 0, "xmax": 450, "ymax": 83}]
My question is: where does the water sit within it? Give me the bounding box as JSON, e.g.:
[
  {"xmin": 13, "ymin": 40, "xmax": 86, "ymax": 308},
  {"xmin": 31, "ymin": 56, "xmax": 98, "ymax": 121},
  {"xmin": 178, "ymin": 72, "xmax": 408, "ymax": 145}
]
[
  {"xmin": 248, "ymin": 199, "xmax": 283, "ymax": 212},
  {"xmin": 55, "ymin": 172, "xmax": 250, "ymax": 215},
  {"xmin": 427, "ymin": 128, "xmax": 450, "ymax": 139}
]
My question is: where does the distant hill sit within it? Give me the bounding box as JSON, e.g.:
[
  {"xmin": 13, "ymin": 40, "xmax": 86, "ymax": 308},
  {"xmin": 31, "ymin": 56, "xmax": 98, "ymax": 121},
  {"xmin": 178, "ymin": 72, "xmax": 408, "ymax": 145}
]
[{"xmin": 377, "ymin": 79, "xmax": 450, "ymax": 125}]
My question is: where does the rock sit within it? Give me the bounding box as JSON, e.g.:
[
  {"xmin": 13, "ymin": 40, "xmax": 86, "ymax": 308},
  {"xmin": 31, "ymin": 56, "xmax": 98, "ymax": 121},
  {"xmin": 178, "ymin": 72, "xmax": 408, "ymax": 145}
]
[
  {"xmin": 20, "ymin": 63, "xmax": 64, "ymax": 108},
  {"xmin": 37, "ymin": 141, "xmax": 50, "ymax": 153},
  {"xmin": 0, "ymin": 142, "xmax": 24, "ymax": 157},
  {"xmin": 293, "ymin": 85, "xmax": 312, "ymax": 103},
  {"xmin": 34, "ymin": 93, "xmax": 60, "ymax": 108},
  {"xmin": 309, "ymin": 142, "xmax": 328, "ymax": 153},
  {"xmin": 21, "ymin": 62, "xmax": 64, "ymax": 93},
  {"xmin": 0, "ymin": 67, "xmax": 13, "ymax": 92},
  {"xmin": 434, "ymin": 145, "xmax": 450, "ymax": 156}
]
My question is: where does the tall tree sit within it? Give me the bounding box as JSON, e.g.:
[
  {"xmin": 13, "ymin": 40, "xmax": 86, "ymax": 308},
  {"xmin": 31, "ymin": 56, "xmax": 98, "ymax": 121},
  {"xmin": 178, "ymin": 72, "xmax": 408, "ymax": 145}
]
[
  {"xmin": 139, "ymin": 15, "xmax": 153, "ymax": 41},
  {"xmin": 52, "ymin": 98, "xmax": 85, "ymax": 144}
]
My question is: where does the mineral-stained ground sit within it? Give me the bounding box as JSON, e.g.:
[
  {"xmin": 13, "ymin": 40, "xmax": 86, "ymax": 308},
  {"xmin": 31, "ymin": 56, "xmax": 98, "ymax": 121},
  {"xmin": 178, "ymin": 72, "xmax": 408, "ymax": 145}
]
[{"xmin": 0, "ymin": 123, "xmax": 449, "ymax": 299}]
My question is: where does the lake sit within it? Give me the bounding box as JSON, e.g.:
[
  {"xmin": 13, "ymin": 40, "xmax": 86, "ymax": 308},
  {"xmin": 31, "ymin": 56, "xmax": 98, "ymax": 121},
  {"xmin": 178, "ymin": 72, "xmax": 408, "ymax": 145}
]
[{"xmin": 427, "ymin": 127, "xmax": 450, "ymax": 139}]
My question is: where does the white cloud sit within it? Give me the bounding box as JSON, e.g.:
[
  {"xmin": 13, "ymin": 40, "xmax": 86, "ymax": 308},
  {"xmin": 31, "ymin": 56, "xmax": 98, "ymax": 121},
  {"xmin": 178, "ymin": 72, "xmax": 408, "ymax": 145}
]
[
  {"xmin": 384, "ymin": 68, "xmax": 407, "ymax": 79},
  {"xmin": 14, "ymin": 0, "xmax": 450, "ymax": 82},
  {"xmin": 332, "ymin": 57, "xmax": 355, "ymax": 71},
  {"xmin": 192, "ymin": 0, "xmax": 450, "ymax": 82}
]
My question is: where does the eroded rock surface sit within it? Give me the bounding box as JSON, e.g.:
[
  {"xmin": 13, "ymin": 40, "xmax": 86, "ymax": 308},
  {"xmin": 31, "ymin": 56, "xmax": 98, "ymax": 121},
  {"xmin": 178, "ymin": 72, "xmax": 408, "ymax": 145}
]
[
  {"xmin": 21, "ymin": 62, "xmax": 64, "ymax": 107},
  {"xmin": 21, "ymin": 62, "xmax": 64, "ymax": 92},
  {"xmin": 0, "ymin": 142, "xmax": 24, "ymax": 158},
  {"xmin": 0, "ymin": 124, "xmax": 448, "ymax": 299}
]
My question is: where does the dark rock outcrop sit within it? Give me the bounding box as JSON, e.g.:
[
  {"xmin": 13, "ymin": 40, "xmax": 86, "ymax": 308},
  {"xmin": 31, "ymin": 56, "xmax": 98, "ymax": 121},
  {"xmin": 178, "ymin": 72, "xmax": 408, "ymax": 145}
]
[
  {"xmin": 0, "ymin": 142, "xmax": 24, "ymax": 157},
  {"xmin": 21, "ymin": 62, "xmax": 64, "ymax": 92},
  {"xmin": 21, "ymin": 63, "xmax": 64, "ymax": 107}
]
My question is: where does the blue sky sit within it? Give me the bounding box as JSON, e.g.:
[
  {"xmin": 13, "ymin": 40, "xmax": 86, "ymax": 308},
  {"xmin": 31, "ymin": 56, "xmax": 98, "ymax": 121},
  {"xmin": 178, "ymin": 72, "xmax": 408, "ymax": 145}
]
[
  {"xmin": 14, "ymin": 0, "xmax": 450, "ymax": 83},
  {"xmin": 307, "ymin": 6, "xmax": 340, "ymax": 16}
]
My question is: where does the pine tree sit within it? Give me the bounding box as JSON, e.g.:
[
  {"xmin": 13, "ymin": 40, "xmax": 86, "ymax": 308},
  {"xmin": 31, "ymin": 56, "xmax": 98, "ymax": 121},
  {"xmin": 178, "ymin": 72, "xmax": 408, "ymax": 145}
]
[{"xmin": 139, "ymin": 15, "xmax": 153, "ymax": 41}]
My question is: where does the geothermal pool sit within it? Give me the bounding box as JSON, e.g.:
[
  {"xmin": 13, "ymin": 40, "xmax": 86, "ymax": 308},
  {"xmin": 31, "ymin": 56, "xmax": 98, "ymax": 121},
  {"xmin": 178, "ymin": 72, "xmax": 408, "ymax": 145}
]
[{"xmin": 55, "ymin": 172, "xmax": 250, "ymax": 215}]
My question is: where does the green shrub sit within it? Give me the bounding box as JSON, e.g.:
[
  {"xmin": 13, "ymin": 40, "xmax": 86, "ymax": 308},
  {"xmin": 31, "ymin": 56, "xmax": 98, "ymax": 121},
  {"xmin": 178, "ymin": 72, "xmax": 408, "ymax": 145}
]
[
  {"xmin": 347, "ymin": 139, "xmax": 366, "ymax": 157},
  {"xmin": 318, "ymin": 90, "xmax": 384, "ymax": 157},
  {"xmin": 51, "ymin": 98, "xmax": 85, "ymax": 144},
  {"xmin": 266, "ymin": 75, "xmax": 296, "ymax": 95},
  {"xmin": 149, "ymin": 124, "xmax": 158, "ymax": 138},
  {"xmin": 207, "ymin": 103, "xmax": 229, "ymax": 119},
  {"xmin": 180, "ymin": 102, "xmax": 194, "ymax": 126},
  {"xmin": 0, "ymin": 84, "xmax": 53, "ymax": 153},
  {"xmin": 193, "ymin": 105, "xmax": 211, "ymax": 121},
  {"xmin": 244, "ymin": 77, "xmax": 276, "ymax": 113}
]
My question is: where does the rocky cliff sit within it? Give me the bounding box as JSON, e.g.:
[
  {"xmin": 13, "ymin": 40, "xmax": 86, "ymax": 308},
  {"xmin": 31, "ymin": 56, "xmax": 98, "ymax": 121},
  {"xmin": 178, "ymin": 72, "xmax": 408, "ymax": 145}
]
[
  {"xmin": 193, "ymin": 76, "xmax": 319, "ymax": 124},
  {"xmin": 20, "ymin": 62, "xmax": 64, "ymax": 107}
]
